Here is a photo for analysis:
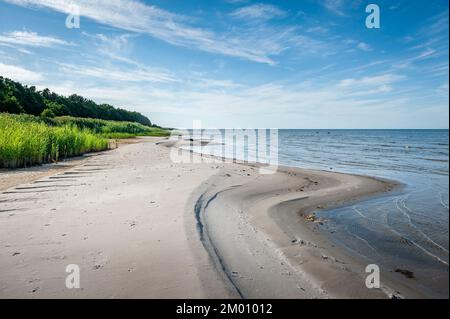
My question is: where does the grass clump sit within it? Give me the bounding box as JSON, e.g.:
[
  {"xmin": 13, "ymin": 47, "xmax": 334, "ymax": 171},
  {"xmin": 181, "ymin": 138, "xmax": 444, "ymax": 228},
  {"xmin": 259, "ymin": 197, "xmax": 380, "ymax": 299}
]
[{"xmin": 0, "ymin": 113, "xmax": 108, "ymax": 168}]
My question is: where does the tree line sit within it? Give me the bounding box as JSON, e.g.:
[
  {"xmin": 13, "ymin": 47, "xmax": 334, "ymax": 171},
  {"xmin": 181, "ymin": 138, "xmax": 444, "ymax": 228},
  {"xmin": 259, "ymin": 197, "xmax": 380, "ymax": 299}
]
[{"xmin": 0, "ymin": 76, "xmax": 152, "ymax": 126}]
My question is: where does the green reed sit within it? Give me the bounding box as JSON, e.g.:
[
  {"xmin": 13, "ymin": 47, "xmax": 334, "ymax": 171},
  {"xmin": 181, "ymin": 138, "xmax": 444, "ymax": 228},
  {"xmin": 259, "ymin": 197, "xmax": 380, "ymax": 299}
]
[{"xmin": 0, "ymin": 113, "xmax": 109, "ymax": 168}]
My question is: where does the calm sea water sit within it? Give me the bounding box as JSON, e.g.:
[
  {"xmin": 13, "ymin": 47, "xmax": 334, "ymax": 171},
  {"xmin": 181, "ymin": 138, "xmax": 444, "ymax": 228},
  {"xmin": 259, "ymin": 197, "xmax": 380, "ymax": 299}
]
[{"xmin": 184, "ymin": 129, "xmax": 449, "ymax": 297}]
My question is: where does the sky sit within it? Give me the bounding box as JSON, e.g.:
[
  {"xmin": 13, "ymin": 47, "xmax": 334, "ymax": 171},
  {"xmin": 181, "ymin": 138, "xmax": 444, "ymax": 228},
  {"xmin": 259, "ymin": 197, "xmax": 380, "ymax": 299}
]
[{"xmin": 0, "ymin": 0, "xmax": 448, "ymax": 129}]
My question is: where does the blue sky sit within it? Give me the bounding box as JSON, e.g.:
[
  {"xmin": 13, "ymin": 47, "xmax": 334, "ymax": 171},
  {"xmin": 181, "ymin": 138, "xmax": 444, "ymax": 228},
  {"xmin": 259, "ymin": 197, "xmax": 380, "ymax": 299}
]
[{"xmin": 0, "ymin": 0, "xmax": 448, "ymax": 128}]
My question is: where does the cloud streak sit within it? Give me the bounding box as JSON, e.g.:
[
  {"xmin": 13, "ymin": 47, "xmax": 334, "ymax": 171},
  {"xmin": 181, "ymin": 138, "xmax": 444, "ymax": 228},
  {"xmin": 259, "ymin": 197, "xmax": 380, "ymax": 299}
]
[
  {"xmin": 57, "ymin": 62, "xmax": 177, "ymax": 84},
  {"xmin": 4, "ymin": 0, "xmax": 294, "ymax": 64},
  {"xmin": 4, "ymin": 0, "xmax": 339, "ymax": 65},
  {"xmin": 0, "ymin": 62, "xmax": 43, "ymax": 82},
  {"xmin": 0, "ymin": 30, "xmax": 71, "ymax": 47},
  {"xmin": 230, "ymin": 3, "xmax": 286, "ymax": 21},
  {"xmin": 322, "ymin": 0, "xmax": 347, "ymax": 16}
]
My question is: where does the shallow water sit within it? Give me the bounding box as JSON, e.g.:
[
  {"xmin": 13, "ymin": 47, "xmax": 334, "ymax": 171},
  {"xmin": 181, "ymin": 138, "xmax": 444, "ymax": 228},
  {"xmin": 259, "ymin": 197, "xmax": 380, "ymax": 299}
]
[{"xmin": 183, "ymin": 129, "xmax": 449, "ymax": 297}]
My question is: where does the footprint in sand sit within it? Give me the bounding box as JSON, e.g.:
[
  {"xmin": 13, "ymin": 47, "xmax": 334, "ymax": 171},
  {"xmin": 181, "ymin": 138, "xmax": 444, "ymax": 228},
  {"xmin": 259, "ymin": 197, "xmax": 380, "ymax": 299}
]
[
  {"xmin": 92, "ymin": 252, "xmax": 109, "ymax": 270},
  {"xmin": 29, "ymin": 287, "xmax": 40, "ymax": 293}
]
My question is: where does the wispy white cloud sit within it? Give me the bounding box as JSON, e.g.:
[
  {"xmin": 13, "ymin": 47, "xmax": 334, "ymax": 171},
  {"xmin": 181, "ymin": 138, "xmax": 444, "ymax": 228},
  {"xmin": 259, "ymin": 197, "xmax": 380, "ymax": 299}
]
[
  {"xmin": 185, "ymin": 74, "xmax": 244, "ymax": 90},
  {"xmin": 0, "ymin": 62, "xmax": 43, "ymax": 82},
  {"xmin": 81, "ymin": 32, "xmax": 143, "ymax": 66},
  {"xmin": 415, "ymin": 48, "xmax": 438, "ymax": 60},
  {"xmin": 0, "ymin": 30, "xmax": 71, "ymax": 47},
  {"xmin": 421, "ymin": 11, "xmax": 449, "ymax": 36},
  {"xmin": 393, "ymin": 48, "xmax": 439, "ymax": 69},
  {"xmin": 357, "ymin": 42, "xmax": 371, "ymax": 52},
  {"xmin": 407, "ymin": 11, "xmax": 448, "ymax": 55},
  {"xmin": 57, "ymin": 62, "xmax": 177, "ymax": 83},
  {"xmin": 3, "ymin": 0, "xmax": 340, "ymax": 65},
  {"xmin": 0, "ymin": 41, "xmax": 33, "ymax": 54},
  {"xmin": 338, "ymin": 74, "xmax": 405, "ymax": 88},
  {"xmin": 306, "ymin": 26, "xmax": 328, "ymax": 34},
  {"xmin": 436, "ymin": 83, "xmax": 449, "ymax": 95},
  {"xmin": 322, "ymin": 0, "xmax": 347, "ymax": 16},
  {"xmin": 3, "ymin": 0, "xmax": 287, "ymax": 64},
  {"xmin": 83, "ymin": 32, "xmax": 134, "ymax": 52},
  {"xmin": 230, "ymin": 3, "xmax": 286, "ymax": 21},
  {"xmin": 224, "ymin": 0, "xmax": 248, "ymax": 4},
  {"xmin": 425, "ymin": 62, "xmax": 449, "ymax": 78}
]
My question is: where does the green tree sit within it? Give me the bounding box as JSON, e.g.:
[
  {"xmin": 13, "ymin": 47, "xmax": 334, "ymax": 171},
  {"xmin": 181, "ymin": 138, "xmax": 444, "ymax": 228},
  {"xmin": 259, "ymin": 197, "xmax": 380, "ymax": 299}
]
[
  {"xmin": 41, "ymin": 108, "xmax": 56, "ymax": 118},
  {"xmin": 0, "ymin": 95, "xmax": 24, "ymax": 113},
  {"xmin": 44, "ymin": 100, "xmax": 68, "ymax": 116},
  {"xmin": 0, "ymin": 76, "xmax": 154, "ymax": 127}
]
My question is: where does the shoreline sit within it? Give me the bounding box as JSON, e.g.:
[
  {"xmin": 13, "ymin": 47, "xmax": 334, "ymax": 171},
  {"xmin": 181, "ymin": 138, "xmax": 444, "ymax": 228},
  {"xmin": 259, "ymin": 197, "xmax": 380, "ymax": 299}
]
[
  {"xmin": 189, "ymin": 161, "xmax": 411, "ymax": 298},
  {"xmin": 169, "ymin": 138, "xmax": 430, "ymax": 298},
  {"xmin": 0, "ymin": 137, "xmax": 437, "ymax": 298}
]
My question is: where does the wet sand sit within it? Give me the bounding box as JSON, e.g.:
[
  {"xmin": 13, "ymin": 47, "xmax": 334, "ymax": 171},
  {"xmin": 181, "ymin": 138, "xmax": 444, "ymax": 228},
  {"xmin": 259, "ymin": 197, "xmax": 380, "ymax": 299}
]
[{"xmin": 192, "ymin": 164, "xmax": 422, "ymax": 298}]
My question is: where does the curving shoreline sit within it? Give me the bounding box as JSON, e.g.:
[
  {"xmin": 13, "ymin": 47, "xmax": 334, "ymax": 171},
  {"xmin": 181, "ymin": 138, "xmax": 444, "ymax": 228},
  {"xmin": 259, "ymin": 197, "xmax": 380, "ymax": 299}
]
[
  {"xmin": 191, "ymin": 164, "xmax": 409, "ymax": 298},
  {"xmin": 172, "ymin": 139, "xmax": 429, "ymax": 299}
]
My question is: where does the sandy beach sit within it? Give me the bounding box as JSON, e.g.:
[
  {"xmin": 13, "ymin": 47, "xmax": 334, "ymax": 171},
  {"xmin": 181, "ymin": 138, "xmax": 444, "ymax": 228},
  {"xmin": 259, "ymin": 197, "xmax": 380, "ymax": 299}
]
[
  {"xmin": 0, "ymin": 137, "xmax": 420, "ymax": 298},
  {"xmin": 0, "ymin": 137, "xmax": 232, "ymax": 298}
]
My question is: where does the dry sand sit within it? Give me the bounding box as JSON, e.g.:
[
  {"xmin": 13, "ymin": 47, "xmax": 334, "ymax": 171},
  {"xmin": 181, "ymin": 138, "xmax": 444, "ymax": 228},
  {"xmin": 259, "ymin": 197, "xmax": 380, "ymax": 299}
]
[{"xmin": 0, "ymin": 137, "xmax": 413, "ymax": 298}]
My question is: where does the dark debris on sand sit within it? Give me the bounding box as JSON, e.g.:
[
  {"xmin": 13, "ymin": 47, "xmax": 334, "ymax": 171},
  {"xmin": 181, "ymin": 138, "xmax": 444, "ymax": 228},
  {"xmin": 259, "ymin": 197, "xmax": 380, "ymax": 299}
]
[{"xmin": 395, "ymin": 268, "xmax": 415, "ymax": 279}]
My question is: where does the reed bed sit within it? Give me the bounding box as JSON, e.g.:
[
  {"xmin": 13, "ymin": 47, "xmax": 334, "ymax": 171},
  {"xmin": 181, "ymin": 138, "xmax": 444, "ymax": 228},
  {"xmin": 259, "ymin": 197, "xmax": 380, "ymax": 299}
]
[
  {"xmin": 0, "ymin": 114, "xmax": 108, "ymax": 168},
  {"xmin": 44, "ymin": 116, "xmax": 170, "ymax": 137}
]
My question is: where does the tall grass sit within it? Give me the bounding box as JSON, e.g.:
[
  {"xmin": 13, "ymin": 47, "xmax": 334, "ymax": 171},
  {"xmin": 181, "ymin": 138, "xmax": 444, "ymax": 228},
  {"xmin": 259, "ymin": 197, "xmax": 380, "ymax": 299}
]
[
  {"xmin": 0, "ymin": 113, "xmax": 171, "ymax": 168},
  {"xmin": 46, "ymin": 116, "xmax": 170, "ymax": 137},
  {"xmin": 0, "ymin": 114, "xmax": 108, "ymax": 168}
]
